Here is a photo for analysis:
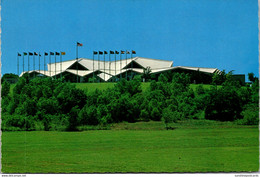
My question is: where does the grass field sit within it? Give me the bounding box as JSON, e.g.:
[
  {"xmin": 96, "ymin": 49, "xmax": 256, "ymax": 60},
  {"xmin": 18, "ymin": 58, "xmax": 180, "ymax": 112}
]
[
  {"xmin": 2, "ymin": 121, "xmax": 258, "ymax": 173},
  {"xmin": 74, "ymin": 82, "xmax": 151, "ymax": 92}
]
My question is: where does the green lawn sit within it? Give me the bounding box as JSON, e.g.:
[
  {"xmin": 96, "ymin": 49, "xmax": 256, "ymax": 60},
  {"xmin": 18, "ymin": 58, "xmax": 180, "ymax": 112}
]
[
  {"xmin": 74, "ymin": 82, "xmax": 151, "ymax": 92},
  {"xmin": 2, "ymin": 125, "xmax": 258, "ymax": 173}
]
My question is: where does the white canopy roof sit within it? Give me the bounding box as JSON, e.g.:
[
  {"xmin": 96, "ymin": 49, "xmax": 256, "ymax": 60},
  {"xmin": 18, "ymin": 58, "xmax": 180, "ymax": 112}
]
[{"xmin": 22, "ymin": 56, "xmax": 220, "ymax": 78}]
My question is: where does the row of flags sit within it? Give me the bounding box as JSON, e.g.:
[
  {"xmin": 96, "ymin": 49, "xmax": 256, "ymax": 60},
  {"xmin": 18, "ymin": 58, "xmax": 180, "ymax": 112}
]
[
  {"xmin": 17, "ymin": 52, "xmax": 66, "ymax": 56},
  {"xmin": 93, "ymin": 50, "xmax": 136, "ymax": 55}
]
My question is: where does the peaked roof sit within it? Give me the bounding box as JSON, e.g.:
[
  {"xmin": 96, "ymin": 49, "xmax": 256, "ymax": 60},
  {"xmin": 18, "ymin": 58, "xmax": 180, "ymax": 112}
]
[
  {"xmin": 47, "ymin": 56, "xmax": 173, "ymax": 72},
  {"xmin": 22, "ymin": 56, "xmax": 221, "ymax": 78}
]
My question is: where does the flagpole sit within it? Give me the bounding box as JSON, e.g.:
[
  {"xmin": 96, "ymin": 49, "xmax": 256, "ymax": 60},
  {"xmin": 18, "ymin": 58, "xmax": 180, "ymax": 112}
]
[
  {"xmin": 93, "ymin": 52, "xmax": 94, "ymax": 83},
  {"xmin": 115, "ymin": 51, "xmax": 116, "ymax": 82},
  {"xmin": 49, "ymin": 52, "xmax": 51, "ymax": 78},
  {"xmin": 55, "ymin": 53, "xmax": 57, "ymax": 80},
  {"xmin": 28, "ymin": 53, "xmax": 30, "ymax": 75},
  {"xmin": 23, "ymin": 53, "xmax": 25, "ymax": 74},
  {"xmin": 38, "ymin": 52, "xmax": 40, "ymax": 74},
  {"xmin": 76, "ymin": 43, "xmax": 78, "ymax": 83},
  {"xmin": 104, "ymin": 51, "xmax": 106, "ymax": 81},
  {"xmin": 131, "ymin": 52, "xmax": 133, "ymax": 79},
  {"xmin": 99, "ymin": 53, "xmax": 100, "ymax": 82},
  {"xmin": 120, "ymin": 52, "xmax": 122, "ymax": 80},
  {"xmin": 109, "ymin": 52, "xmax": 111, "ymax": 82},
  {"xmin": 33, "ymin": 53, "xmax": 35, "ymax": 78},
  {"xmin": 60, "ymin": 52, "xmax": 62, "ymax": 80},
  {"xmin": 125, "ymin": 51, "xmax": 127, "ymax": 80},
  {"xmin": 44, "ymin": 54, "xmax": 46, "ymax": 76},
  {"xmin": 17, "ymin": 53, "xmax": 19, "ymax": 76}
]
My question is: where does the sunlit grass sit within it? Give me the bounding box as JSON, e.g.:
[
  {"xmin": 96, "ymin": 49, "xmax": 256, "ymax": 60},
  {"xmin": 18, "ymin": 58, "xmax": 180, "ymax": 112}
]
[{"xmin": 2, "ymin": 123, "xmax": 258, "ymax": 173}]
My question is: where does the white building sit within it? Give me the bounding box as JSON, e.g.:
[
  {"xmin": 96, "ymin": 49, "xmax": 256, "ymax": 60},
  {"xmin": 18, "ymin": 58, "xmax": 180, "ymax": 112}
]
[{"xmin": 20, "ymin": 57, "xmax": 221, "ymax": 83}]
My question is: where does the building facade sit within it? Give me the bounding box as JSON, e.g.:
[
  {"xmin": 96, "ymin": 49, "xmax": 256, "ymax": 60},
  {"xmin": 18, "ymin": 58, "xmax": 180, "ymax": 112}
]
[{"xmin": 20, "ymin": 57, "xmax": 221, "ymax": 83}]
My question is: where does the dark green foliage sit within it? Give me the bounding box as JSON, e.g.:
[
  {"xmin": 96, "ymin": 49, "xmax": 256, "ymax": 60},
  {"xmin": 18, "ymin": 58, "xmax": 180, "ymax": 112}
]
[
  {"xmin": 1, "ymin": 113, "xmax": 35, "ymax": 131},
  {"xmin": 2, "ymin": 78, "xmax": 88, "ymax": 131},
  {"xmin": 162, "ymin": 106, "xmax": 179, "ymax": 128},
  {"xmin": 79, "ymin": 105, "xmax": 99, "ymax": 125},
  {"xmin": 205, "ymin": 86, "xmax": 242, "ymax": 121},
  {"xmin": 1, "ymin": 73, "xmax": 19, "ymax": 84},
  {"xmin": 140, "ymin": 109, "xmax": 149, "ymax": 121},
  {"xmin": 248, "ymin": 72, "xmax": 258, "ymax": 83},
  {"xmin": 142, "ymin": 67, "xmax": 152, "ymax": 82},
  {"xmin": 114, "ymin": 78, "xmax": 141, "ymax": 96},
  {"xmin": 1, "ymin": 81, "xmax": 10, "ymax": 97},
  {"xmin": 56, "ymin": 84, "xmax": 87, "ymax": 114},
  {"xmin": 67, "ymin": 106, "xmax": 80, "ymax": 131},
  {"xmin": 2, "ymin": 71, "xmax": 257, "ymax": 131},
  {"xmin": 158, "ymin": 74, "xmax": 168, "ymax": 83},
  {"xmin": 237, "ymin": 104, "xmax": 259, "ymax": 125},
  {"xmin": 212, "ymin": 70, "xmax": 227, "ymax": 85}
]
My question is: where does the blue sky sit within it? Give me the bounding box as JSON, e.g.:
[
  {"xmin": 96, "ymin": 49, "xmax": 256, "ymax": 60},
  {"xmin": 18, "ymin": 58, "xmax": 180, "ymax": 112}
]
[{"xmin": 1, "ymin": 0, "xmax": 258, "ymax": 78}]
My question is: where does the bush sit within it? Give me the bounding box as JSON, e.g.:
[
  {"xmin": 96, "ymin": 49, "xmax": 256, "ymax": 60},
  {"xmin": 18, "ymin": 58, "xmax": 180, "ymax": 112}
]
[
  {"xmin": 205, "ymin": 86, "xmax": 243, "ymax": 121},
  {"xmin": 237, "ymin": 104, "xmax": 259, "ymax": 125},
  {"xmin": 1, "ymin": 81, "xmax": 10, "ymax": 97},
  {"xmin": 151, "ymin": 107, "xmax": 161, "ymax": 121},
  {"xmin": 79, "ymin": 105, "xmax": 99, "ymax": 125},
  {"xmin": 114, "ymin": 78, "xmax": 141, "ymax": 96},
  {"xmin": 140, "ymin": 109, "xmax": 149, "ymax": 121},
  {"xmin": 162, "ymin": 107, "xmax": 179, "ymax": 128},
  {"xmin": 1, "ymin": 114, "xmax": 35, "ymax": 131}
]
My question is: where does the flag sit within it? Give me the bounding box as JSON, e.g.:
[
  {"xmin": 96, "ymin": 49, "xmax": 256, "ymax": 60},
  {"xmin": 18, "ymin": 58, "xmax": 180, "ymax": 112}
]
[
  {"xmin": 55, "ymin": 52, "xmax": 60, "ymax": 55},
  {"xmin": 115, "ymin": 51, "xmax": 119, "ymax": 54},
  {"xmin": 110, "ymin": 51, "xmax": 114, "ymax": 54},
  {"xmin": 77, "ymin": 42, "xmax": 83, "ymax": 46},
  {"xmin": 132, "ymin": 50, "xmax": 136, "ymax": 54},
  {"xmin": 39, "ymin": 54, "xmax": 41, "ymax": 57},
  {"xmin": 61, "ymin": 52, "xmax": 66, "ymax": 55},
  {"xmin": 45, "ymin": 52, "xmax": 48, "ymax": 56},
  {"xmin": 99, "ymin": 51, "xmax": 103, "ymax": 55},
  {"xmin": 104, "ymin": 51, "xmax": 108, "ymax": 54},
  {"xmin": 126, "ymin": 51, "xmax": 130, "ymax": 54},
  {"xmin": 18, "ymin": 53, "xmax": 21, "ymax": 56},
  {"xmin": 29, "ymin": 52, "xmax": 33, "ymax": 56},
  {"xmin": 93, "ymin": 51, "xmax": 98, "ymax": 55},
  {"xmin": 34, "ymin": 52, "xmax": 38, "ymax": 56},
  {"xmin": 121, "ymin": 50, "xmax": 125, "ymax": 54},
  {"xmin": 50, "ymin": 52, "xmax": 54, "ymax": 55},
  {"xmin": 23, "ymin": 52, "xmax": 28, "ymax": 56}
]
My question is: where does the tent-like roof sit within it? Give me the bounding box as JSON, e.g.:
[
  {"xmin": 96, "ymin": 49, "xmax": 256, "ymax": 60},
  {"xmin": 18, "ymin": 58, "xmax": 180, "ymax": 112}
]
[{"xmin": 22, "ymin": 56, "xmax": 221, "ymax": 79}]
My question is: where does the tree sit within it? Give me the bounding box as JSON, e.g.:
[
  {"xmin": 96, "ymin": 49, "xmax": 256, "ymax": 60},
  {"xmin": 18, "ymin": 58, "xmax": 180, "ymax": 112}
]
[
  {"xmin": 205, "ymin": 86, "xmax": 242, "ymax": 121},
  {"xmin": 212, "ymin": 70, "xmax": 226, "ymax": 85},
  {"xmin": 1, "ymin": 81, "xmax": 10, "ymax": 97},
  {"xmin": 67, "ymin": 106, "xmax": 80, "ymax": 131},
  {"xmin": 248, "ymin": 72, "xmax": 258, "ymax": 83},
  {"xmin": 1, "ymin": 73, "xmax": 19, "ymax": 84},
  {"xmin": 162, "ymin": 106, "xmax": 178, "ymax": 128},
  {"xmin": 142, "ymin": 67, "xmax": 151, "ymax": 82}
]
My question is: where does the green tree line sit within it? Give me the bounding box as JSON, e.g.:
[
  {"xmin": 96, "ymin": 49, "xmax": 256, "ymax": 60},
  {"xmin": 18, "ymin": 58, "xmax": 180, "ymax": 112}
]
[{"xmin": 1, "ymin": 72, "xmax": 259, "ymax": 131}]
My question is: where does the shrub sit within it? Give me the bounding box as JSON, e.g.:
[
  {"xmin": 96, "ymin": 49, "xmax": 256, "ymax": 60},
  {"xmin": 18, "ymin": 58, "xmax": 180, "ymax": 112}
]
[
  {"xmin": 237, "ymin": 104, "xmax": 259, "ymax": 125},
  {"xmin": 162, "ymin": 107, "xmax": 179, "ymax": 128},
  {"xmin": 151, "ymin": 107, "xmax": 161, "ymax": 121},
  {"xmin": 114, "ymin": 78, "xmax": 142, "ymax": 96},
  {"xmin": 66, "ymin": 106, "xmax": 80, "ymax": 131},
  {"xmin": 1, "ymin": 81, "xmax": 10, "ymax": 97},
  {"xmin": 1, "ymin": 114, "xmax": 35, "ymax": 131},
  {"xmin": 205, "ymin": 86, "xmax": 243, "ymax": 121},
  {"xmin": 79, "ymin": 105, "xmax": 99, "ymax": 125},
  {"xmin": 140, "ymin": 109, "xmax": 149, "ymax": 121}
]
